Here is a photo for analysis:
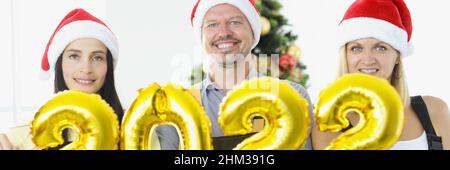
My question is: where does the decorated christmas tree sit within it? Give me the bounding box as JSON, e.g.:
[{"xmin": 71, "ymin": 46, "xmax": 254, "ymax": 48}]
[{"xmin": 190, "ymin": 0, "xmax": 309, "ymax": 87}]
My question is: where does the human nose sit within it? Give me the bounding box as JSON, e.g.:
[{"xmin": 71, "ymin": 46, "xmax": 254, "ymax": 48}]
[
  {"xmin": 79, "ymin": 57, "xmax": 93, "ymax": 74},
  {"xmin": 359, "ymin": 50, "xmax": 377, "ymax": 65},
  {"xmin": 217, "ymin": 24, "xmax": 233, "ymax": 38}
]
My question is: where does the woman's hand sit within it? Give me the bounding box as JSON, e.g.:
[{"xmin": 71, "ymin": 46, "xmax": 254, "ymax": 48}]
[{"xmin": 0, "ymin": 133, "xmax": 17, "ymax": 150}]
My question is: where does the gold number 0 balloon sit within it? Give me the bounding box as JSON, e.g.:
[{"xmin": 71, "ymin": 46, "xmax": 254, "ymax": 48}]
[
  {"xmin": 31, "ymin": 90, "xmax": 119, "ymax": 150},
  {"xmin": 121, "ymin": 83, "xmax": 213, "ymax": 150},
  {"xmin": 315, "ymin": 73, "xmax": 405, "ymax": 150},
  {"xmin": 218, "ymin": 77, "xmax": 310, "ymax": 150}
]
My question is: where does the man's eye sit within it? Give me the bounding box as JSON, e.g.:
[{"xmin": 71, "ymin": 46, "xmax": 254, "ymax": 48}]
[
  {"xmin": 206, "ymin": 23, "xmax": 218, "ymax": 28},
  {"xmin": 230, "ymin": 21, "xmax": 242, "ymax": 25}
]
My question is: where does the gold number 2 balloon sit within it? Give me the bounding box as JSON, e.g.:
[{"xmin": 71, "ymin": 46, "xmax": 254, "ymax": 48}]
[
  {"xmin": 315, "ymin": 73, "xmax": 405, "ymax": 150},
  {"xmin": 218, "ymin": 77, "xmax": 310, "ymax": 150},
  {"xmin": 31, "ymin": 90, "xmax": 119, "ymax": 150},
  {"xmin": 121, "ymin": 83, "xmax": 213, "ymax": 150}
]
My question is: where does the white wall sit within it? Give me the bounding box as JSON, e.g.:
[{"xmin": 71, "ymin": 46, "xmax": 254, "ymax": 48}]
[
  {"xmin": 106, "ymin": 0, "xmax": 200, "ymax": 108},
  {"xmin": 1, "ymin": 0, "xmax": 449, "ymax": 132},
  {"xmin": 0, "ymin": 0, "xmax": 14, "ymax": 132}
]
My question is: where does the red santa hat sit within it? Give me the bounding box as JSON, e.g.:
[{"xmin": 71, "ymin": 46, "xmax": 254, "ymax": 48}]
[
  {"xmin": 41, "ymin": 8, "xmax": 119, "ymax": 79},
  {"xmin": 191, "ymin": 0, "xmax": 261, "ymax": 49},
  {"xmin": 337, "ymin": 0, "xmax": 413, "ymax": 57}
]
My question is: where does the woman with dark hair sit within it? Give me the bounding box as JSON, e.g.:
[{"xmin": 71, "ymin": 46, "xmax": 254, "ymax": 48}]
[
  {"xmin": 0, "ymin": 8, "xmax": 124, "ymax": 150},
  {"xmin": 53, "ymin": 48, "xmax": 123, "ymax": 122}
]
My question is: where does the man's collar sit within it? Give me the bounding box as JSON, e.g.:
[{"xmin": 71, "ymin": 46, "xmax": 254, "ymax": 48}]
[{"xmin": 202, "ymin": 67, "xmax": 262, "ymax": 91}]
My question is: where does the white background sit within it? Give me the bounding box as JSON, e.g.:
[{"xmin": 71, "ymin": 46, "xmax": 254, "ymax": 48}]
[{"xmin": 1, "ymin": 0, "xmax": 449, "ymax": 132}]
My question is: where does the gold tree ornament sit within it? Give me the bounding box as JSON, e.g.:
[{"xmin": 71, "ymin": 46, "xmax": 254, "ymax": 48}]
[
  {"xmin": 287, "ymin": 44, "xmax": 302, "ymax": 60},
  {"xmin": 260, "ymin": 16, "xmax": 271, "ymax": 36}
]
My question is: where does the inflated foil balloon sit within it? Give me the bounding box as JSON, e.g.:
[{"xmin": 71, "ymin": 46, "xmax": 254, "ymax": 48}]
[
  {"xmin": 31, "ymin": 90, "xmax": 119, "ymax": 150},
  {"xmin": 315, "ymin": 73, "xmax": 405, "ymax": 150},
  {"xmin": 218, "ymin": 77, "xmax": 310, "ymax": 150},
  {"xmin": 121, "ymin": 83, "xmax": 213, "ymax": 150}
]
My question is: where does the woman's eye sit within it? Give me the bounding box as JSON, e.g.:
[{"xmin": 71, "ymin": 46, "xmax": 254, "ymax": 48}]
[
  {"xmin": 350, "ymin": 46, "xmax": 363, "ymax": 52},
  {"xmin": 68, "ymin": 55, "xmax": 79, "ymax": 60},
  {"xmin": 93, "ymin": 56, "xmax": 105, "ymax": 62},
  {"xmin": 375, "ymin": 46, "xmax": 387, "ymax": 52}
]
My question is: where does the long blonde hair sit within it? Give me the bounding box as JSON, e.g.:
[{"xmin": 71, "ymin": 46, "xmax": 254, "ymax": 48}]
[{"xmin": 337, "ymin": 46, "xmax": 410, "ymax": 106}]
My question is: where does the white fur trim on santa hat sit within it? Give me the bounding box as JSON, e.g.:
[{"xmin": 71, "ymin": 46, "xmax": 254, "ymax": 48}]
[
  {"xmin": 337, "ymin": 17, "xmax": 412, "ymax": 57},
  {"xmin": 193, "ymin": 0, "xmax": 261, "ymax": 49},
  {"xmin": 46, "ymin": 20, "xmax": 119, "ymax": 75}
]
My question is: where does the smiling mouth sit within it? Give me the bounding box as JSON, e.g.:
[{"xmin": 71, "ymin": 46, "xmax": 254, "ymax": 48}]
[
  {"xmin": 358, "ymin": 68, "xmax": 379, "ymax": 74},
  {"xmin": 212, "ymin": 38, "xmax": 241, "ymax": 51},
  {"xmin": 215, "ymin": 42, "xmax": 237, "ymax": 49},
  {"xmin": 74, "ymin": 78, "xmax": 96, "ymax": 85}
]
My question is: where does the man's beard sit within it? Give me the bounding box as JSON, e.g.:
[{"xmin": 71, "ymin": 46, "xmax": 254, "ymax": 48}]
[{"xmin": 209, "ymin": 53, "xmax": 248, "ymax": 69}]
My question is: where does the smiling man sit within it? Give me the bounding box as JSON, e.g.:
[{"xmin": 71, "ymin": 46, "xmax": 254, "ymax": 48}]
[{"xmin": 156, "ymin": 0, "xmax": 314, "ymax": 150}]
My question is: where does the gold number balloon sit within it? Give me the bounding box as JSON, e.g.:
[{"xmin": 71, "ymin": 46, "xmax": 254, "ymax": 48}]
[
  {"xmin": 315, "ymin": 73, "xmax": 405, "ymax": 150},
  {"xmin": 31, "ymin": 90, "xmax": 119, "ymax": 150},
  {"xmin": 218, "ymin": 77, "xmax": 310, "ymax": 150},
  {"xmin": 121, "ymin": 83, "xmax": 213, "ymax": 150}
]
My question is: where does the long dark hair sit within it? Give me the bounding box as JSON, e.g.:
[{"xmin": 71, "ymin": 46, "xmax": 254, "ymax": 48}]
[{"xmin": 54, "ymin": 49, "xmax": 124, "ymax": 122}]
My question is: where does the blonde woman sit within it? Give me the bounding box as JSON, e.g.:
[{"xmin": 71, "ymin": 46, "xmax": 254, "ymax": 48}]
[{"xmin": 312, "ymin": 0, "xmax": 450, "ymax": 150}]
